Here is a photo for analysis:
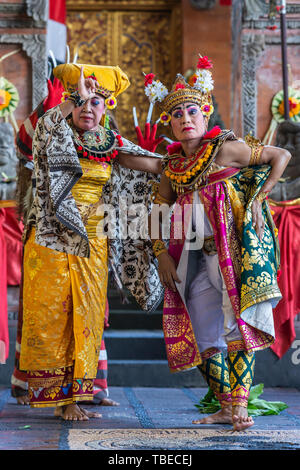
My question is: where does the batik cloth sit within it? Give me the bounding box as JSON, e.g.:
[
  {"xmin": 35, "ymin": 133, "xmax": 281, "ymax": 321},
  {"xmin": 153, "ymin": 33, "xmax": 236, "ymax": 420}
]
[
  {"xmin": 23, "ymin": 105, "xmax": 163, "ymax": 311},
  {"xmin": 20, "ymin": 159, "xmax": 110, "ymax": 407},
  {"xmin": 163, "ymin": 165, "xmax": 281, "ymax": 373}
]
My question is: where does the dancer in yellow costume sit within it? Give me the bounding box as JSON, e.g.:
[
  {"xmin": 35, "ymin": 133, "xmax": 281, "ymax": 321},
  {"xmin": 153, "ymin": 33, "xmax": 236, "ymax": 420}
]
[{"xmin": 20, "ymin": 64, "xmax": 161, "ymax": 421}]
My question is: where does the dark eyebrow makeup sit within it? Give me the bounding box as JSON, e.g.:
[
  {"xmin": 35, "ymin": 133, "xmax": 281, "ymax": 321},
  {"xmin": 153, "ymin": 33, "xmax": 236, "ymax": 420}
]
[{"xmin": 172, "ymin": 103, "xmax": 198, "ymax": 112}]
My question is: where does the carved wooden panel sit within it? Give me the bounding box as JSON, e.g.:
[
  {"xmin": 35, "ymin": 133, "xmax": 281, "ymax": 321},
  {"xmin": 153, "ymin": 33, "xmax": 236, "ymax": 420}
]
[{"xmin": 66, "ymin": 1, "xmax": 182, "ymax": 142}]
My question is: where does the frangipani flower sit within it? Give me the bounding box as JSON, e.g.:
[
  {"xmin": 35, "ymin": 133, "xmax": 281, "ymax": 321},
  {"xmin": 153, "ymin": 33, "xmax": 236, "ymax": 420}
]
[
  {"xmin": 145, "ymin": 78, "xmax": 169, "ymax": 104},
  {"xmin": 193, "ymin": 69, "xmax": 214, "ymax": 94}
]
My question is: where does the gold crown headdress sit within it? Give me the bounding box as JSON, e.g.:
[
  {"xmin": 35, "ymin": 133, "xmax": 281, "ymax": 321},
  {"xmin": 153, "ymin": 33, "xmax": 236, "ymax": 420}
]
[{"xmin": 143, "ymin": 55, "xmax": 214, "ymax": 126}]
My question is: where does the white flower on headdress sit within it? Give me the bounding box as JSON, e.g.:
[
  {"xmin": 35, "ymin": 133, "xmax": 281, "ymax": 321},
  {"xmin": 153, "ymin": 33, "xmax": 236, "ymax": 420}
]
[
  {"xmin": 193, "ymin": 69, "xmax": 214, "ymax": 94},
  {"xmin": 144, "ymin": 76, "xmax": 169, "ymax": 104}
]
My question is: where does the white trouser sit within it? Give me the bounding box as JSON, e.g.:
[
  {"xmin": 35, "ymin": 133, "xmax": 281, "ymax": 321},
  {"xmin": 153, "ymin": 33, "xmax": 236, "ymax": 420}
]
[{"xmin": 186, "ymin": 252, "xmax": 242, "ymax": 354}]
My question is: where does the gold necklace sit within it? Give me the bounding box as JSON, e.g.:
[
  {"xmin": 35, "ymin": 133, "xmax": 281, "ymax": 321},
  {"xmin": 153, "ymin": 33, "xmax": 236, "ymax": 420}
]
[{"xmin": 165, "ymin": 143, "xmax": 214, "ymax": 184}]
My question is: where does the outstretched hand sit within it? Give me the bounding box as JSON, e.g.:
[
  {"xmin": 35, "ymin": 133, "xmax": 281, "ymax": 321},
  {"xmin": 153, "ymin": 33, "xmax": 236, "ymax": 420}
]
[
  {"xmin": 135, "ymin": 122, "xmax": 164, "ymax": 152},
  {"xmin": 43, "ymin": 77, "xmax": 65, "ymax": 111},
  {"xmin": 133, "ymin": 106, "xmax": 165, "ymax": 152}
]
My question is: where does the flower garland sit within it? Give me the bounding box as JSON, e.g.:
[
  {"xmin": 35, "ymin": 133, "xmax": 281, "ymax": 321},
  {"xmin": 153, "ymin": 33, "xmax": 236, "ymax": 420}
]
[
  {"xmin": 278, "ymin": 96, "xmax": 300, "ymax": 119},
  {"xmin": 262, "ymin": 87, "xmax": 300, "ymax": 144},
  {"xmin": 0, "ymin": 77, "xmax": 19, "ymax": 117}
]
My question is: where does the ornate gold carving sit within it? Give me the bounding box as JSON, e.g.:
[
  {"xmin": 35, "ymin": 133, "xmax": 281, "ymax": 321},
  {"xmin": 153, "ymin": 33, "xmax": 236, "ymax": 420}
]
[
  {"xmin": 66, "ymin": 2, "xmax": 182, "ymax": 143},
  {"xmin": 67, "ymin": 0, "xmax": 180, "ymax": 9}
]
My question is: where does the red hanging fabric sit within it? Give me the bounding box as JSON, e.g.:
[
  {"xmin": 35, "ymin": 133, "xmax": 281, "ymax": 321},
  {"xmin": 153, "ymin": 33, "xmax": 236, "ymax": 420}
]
[
  {"xmin": 270, "ymin": 201, "xmax": 300, "ymax": 358},
  {"xmin": 0, "ymin": 208, "xmax": 9, "ymax": 363},
  {"xmin": 2, "ymin": 206, "xmax": 23, "ymax": 285}
]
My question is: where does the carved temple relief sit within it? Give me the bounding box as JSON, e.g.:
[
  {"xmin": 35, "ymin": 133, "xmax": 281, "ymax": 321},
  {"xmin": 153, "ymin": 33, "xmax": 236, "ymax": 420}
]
[
  {"xmin": 241, "ymin": 33, "xmax": 265, "ymax": 138},
  {"xmin": 66, "ymin": 1, "xmax": 182, "ymax": 143},
  {"xmin": 0, "ymin": 0, "xmax": 48, "ymax": 113}
]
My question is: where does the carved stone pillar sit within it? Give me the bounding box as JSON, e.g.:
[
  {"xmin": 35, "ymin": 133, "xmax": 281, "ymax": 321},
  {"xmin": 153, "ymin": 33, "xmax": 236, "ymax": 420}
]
[
  {"xmin": 241, "ymin": 33, "xmax": 265, "ymax": 136},
  {"xmin": 232, "ymin": 0, "xmax": 300, "ymax": 144}
]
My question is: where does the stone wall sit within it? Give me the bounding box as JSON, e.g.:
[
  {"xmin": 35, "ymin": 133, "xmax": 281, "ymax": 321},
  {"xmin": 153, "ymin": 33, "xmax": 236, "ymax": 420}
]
[
  {"xmin": 231, "ymin": 0, "xmax": 300, "ymax": 141},
  {"xmin": 0, "ymin": 0, "xmax": 48, "ymax": 124},
  {"xmin": 181, "ymin": 0, "xmax": 232, "ymax": 129}
]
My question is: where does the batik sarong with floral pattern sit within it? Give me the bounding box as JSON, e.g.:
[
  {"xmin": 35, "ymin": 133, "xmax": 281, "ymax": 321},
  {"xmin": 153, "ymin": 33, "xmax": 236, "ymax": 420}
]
[
  {"xmin": 20, "ymin": 160, "xmax": 110, "ymax": 407},
  {"xmin": 163, "ymin": 165, "xmax": 281, "ymax": 373}
]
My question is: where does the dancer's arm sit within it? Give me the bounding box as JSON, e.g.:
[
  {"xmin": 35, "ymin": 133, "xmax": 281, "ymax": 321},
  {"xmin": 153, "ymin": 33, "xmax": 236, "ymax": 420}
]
[
  {"xmin": 149, "ymin": 174, "xmax": 179, "ymax": 292},
  {"xmin": 117, "ymin": 152, "xmax": 162, "ymax": 174},
  {"xmin": 216, "ymin": 140, "xmax": 291, "ymax": 240},
  {"xmin": 216, "ymin": 140, "xmax": 291, "ymax": 193}
]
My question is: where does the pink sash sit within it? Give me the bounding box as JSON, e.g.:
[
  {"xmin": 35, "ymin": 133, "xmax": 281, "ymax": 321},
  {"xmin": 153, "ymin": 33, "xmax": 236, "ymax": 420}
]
[{"xmin": 163, "ymin": 171, "xmax": 273, "ymax": 372}]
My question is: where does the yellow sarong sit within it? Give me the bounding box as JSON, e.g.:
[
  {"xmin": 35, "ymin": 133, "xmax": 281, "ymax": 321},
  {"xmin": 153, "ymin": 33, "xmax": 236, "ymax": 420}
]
[{"xmin": 20, "ymin": 160, "xmax": 111, "ymax": 389}]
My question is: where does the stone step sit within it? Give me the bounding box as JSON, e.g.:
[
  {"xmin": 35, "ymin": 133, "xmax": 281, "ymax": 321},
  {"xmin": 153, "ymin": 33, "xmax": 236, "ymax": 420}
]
[
  {"xmin": 108, "ymin": 309, "xmax": 163, "ymax": 330},
  {"xmin": 107, "ymin": 359, "xmax": 205, "ymax": 388},
  {"xmin": 107, "ymin": 287, "xmax": 164, "ymax": 312},
  {"xmin": 105, "ymin": 330, "xmax": 166, "ymax": 360}
]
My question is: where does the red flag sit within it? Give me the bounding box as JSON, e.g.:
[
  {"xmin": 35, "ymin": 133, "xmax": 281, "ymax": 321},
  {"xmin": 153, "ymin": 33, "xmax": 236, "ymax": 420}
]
[{"xmin": 46, "ymin": 0, "xmax": 67, "ymax": 63}]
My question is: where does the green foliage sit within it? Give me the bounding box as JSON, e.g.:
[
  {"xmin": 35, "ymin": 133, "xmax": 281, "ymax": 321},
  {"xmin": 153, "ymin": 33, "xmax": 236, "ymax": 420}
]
[{"xmin": 195, "ymin": 384, "xmax": 288, "ymax": 417}]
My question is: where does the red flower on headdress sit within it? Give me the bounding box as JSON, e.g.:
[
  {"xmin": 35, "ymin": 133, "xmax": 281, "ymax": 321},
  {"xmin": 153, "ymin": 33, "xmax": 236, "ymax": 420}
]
[
  {"xmin": 175, "ymin": 83, "xmax": 185, "ymax": 90},
  {"xmin": 87, "ymin": 74, "xmax": 97, "ymax": 81},
  {"xmin": 144, "ymin": 73, "xmax": 156, "ymax": 87},
  {"xmin": 197, "ymin": 56, "xmax": 213, "ymax": 69}
]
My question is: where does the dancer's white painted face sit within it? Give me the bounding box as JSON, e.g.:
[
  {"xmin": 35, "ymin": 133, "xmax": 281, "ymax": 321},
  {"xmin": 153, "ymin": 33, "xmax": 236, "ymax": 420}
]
[{"xmin": 170, "ymin": 102, "xmax": 207, "ymax": 142}]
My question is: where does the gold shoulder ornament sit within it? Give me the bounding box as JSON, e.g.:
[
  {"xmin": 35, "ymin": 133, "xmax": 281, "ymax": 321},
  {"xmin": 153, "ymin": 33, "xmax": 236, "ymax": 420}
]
[{"xmin": 245, "ymin": 134, "xmax": 264, "ymax": 166}]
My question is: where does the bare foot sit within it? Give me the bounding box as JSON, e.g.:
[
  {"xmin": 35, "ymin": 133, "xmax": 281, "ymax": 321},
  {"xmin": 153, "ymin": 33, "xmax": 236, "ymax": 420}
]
[
  {"xmin": 16, "ymin": 395, "xmax": 30, "ymax": 406},
  {"xmin": 79, "ymin": 406, "xmax": 102, "ymax": 419},
  {"xmin": 193, "ymin": 406, "xmax": 232, "ymax": 425},
  {"xmin": 54, "ymin": 404, "xmax": 101, "ymax": 421},
  {"xmin": 232, "ymin": 405, "xmax": 254, "ymax": 431},
  {"xmin": 100, "ymin": 398, "xmax": 119, "ymax": 406}
]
